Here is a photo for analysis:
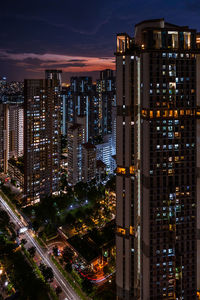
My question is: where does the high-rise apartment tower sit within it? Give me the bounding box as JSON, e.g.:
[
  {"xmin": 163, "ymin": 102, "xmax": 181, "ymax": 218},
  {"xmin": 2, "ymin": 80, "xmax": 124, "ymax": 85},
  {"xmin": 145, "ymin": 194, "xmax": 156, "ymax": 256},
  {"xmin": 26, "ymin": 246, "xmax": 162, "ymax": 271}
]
[
  {"xmin": 24, "ymin": 78, "xmax": 61, "ymax": 203},
  {"xmin": 116, "ymin": 19, "xmax": 200, "ymax": 299}
]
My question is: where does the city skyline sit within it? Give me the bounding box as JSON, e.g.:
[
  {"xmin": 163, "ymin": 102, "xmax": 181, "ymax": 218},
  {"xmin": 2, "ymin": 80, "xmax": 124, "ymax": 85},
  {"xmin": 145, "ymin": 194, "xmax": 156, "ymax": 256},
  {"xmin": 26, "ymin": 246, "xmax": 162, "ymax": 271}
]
[
  {"xmin": 1, "ymin": 2, "xmax": 200, "ymax": 298},
  {"xmin": 1, "ymin": 0, "xmax": 200, "ymax": 82}
]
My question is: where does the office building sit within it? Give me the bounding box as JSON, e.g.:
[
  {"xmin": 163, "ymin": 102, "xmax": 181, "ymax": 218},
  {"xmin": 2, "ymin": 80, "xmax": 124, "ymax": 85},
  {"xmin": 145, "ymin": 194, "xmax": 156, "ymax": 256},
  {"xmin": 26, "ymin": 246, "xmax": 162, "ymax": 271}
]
[
  {"xmin": 116, "ymin": 19, "xmax": 200, "ymax": 299},
  {"xmin": 24, "ymin": 78, "xmax": 61, "ymax": 203}
]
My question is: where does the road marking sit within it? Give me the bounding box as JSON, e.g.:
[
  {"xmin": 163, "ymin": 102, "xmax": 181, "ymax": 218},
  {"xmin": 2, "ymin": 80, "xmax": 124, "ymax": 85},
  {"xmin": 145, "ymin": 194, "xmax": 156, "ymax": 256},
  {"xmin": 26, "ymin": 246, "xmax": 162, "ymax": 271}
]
[{"xmin": 0, "ymin": 196, "xmax": 80, "ymax": 300}]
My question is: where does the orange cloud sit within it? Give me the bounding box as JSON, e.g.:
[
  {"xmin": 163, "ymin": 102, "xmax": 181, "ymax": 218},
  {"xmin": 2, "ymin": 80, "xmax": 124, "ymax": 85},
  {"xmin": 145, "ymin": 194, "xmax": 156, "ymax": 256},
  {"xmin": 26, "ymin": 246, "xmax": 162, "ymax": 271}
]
[{"xmin": 0, "ymin": 50, "xmax": 115, "ymax": 73}]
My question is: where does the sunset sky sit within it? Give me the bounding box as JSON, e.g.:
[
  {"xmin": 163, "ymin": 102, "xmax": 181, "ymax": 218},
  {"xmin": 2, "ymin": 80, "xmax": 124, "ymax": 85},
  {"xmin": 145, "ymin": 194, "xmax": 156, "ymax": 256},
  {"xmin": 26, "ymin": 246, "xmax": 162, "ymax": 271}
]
[{"xmin": 1, "ymin": 0, "xmax": 200, "ymax": 82}]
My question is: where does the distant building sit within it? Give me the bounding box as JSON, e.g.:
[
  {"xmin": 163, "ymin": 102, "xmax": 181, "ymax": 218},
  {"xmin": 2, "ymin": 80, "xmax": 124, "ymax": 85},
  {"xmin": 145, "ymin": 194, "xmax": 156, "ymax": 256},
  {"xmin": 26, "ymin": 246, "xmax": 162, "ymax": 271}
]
[
  {"xmin": 60, "ymin": 86, "xmax": 70, "ymax": 136},
  {"xmin": 77, "ymin": 115, "xmax": 87, "ymax": 143},
  {"xmin": 96, "ymin": 69, "xmax": 116, "ymax": 137},
  {"xmin": 0, "ymin": 103, "xmax": 24, "ymax": 173},
  {"xmin": 67, "ymin": 76, "xmax": 99, "ymax": 140},
  {"xmin": 0, "ymin": 78, "xmax": 24, "ymax": 101},
  {"xmin": 70, "ymin": 76, "xmax": 92, "ymax": 93},
  {"xmin": 0, "ymin": 104, "xmax": 9, "ymax": 173},
  {"xmin": 96, "ymin": 135, "xmax": 116, "ymax": 173},
  {"xmin": 96, "ymin": 160, "xmax": 106, "ymax": 183},
  {"xmin": 24, "ymin": 78, "xmax": 61, "ymax": 203},
  {"xmin": 9, "ymin": 104, "xmax": 24, "ymax": 158},
  {"xmin": 67, "ymin": 123, "xmax": 83, "ymax": 186},
  {"xmin": 82, "ymin": 142, "xmax": 96, "ymax": 183},
  {"xmin": 45, "ymin": 70, "xmax": 62, "ymax": 85}
]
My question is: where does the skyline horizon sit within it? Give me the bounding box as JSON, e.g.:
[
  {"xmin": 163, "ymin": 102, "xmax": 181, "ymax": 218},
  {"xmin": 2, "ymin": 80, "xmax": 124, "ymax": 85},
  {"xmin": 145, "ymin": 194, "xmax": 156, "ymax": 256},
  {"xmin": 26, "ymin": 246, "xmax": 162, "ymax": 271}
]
[{"xmin": 1, "ymin": 0, "xmax": 200, "ymax": 82}]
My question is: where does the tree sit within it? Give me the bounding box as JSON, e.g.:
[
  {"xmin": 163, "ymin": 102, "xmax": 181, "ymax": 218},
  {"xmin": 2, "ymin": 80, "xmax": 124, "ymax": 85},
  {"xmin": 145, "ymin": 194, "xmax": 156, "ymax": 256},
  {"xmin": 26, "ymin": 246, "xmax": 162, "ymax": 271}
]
[
  {"xmin": 65, "ymin": 213, "xmax": 75, "ymax": 225},
  {"xmin": 65, "ymin": 262, "xmax": 72, "ymax": 273},
  {"xmin": 53, "ymin": 246, "xmax": 59, "ymax": 257},
  {"xmin": 105, "ymin": 175, "xmax": 116, "ymax": 191},
  {"xmin": 39, "ymin": 263, "xmax": 54, "ymax": 283},
  {"xmin": 81, "ymin": 277, "xmax": 93, "ymax": 294},
  {"xmin": 0, "ymin": 209, "xmax": 10, "ymax": 227},
  {"xmin": 28, "ymin": 246, "xmax": 36, "ymax": 257},
  {"xmin": 103, "ymin": 264, "xmax": 111, "ymax": 275},
  {"xmin": 74, "ymin": 181, "xmax": 88, "ymax": 200},
  {"xmin": 84, "ymin": 217, "xmax": 94, "ymax": 229},
  {"xmin": 75, "ymin": 209, "xmax": 84, "ymax": 221},
  {"xmin": 62, "ymin": 247, "xmax": 74, "ymax": 262},
  {"xmin": 55, "ymin": 285, "xmax": 62, "ymax": 296},
  {"xmin": 21, "ymin": 239, "xmax": 27, "ymax": 245}
]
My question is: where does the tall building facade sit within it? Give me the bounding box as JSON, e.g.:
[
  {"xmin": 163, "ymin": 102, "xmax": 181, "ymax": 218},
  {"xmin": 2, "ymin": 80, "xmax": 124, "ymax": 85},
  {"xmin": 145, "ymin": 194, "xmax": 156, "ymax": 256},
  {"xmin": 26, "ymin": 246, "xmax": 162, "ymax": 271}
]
[
  {"xmin": 45, "ymin": 70, "xmax": 62, "ymax": 85},
  {"xmin": 67, "ymin": 123, "xmax": 83, "ymax": 186},
  {"xmin": 82, "ymin": 142, "xmax": 96, "ymax": 183},
  {"xmin": 116, "ymin": 19, "xmax": 200, "ymax": 299},
  {"xmin": 68, "ymin": 76, "xmax": 99, "ymax": 140},
  {"xmin": 97, "ymin": 69, "xmax": 116, "ymax": 137},
  {"xmin": 24, "ymin": 78, "xmax": 61, "ymax": 203},
  {"xmin": 9, "ymin": 104, "xmax": 24, "ymax": 158},
  {"xmin": 0, "ymin": 104, "xmax": 9, "ymax": 173},
  {"xmin": 0, "ymin": 103, "xmax": 24, "ymax": 173}
]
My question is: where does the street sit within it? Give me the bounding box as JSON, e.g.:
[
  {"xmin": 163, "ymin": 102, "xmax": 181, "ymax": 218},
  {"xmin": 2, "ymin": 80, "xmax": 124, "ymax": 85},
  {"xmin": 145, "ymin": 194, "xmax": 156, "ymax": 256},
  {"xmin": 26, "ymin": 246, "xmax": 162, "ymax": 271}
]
[{"xmin": 0, "ymin": 194, "xmax": 81, "ymax": 300}]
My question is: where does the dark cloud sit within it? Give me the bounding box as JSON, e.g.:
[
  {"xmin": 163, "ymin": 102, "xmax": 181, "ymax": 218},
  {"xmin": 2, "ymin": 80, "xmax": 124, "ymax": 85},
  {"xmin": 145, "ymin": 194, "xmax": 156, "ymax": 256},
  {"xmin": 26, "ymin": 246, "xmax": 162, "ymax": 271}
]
[{"xmin": 1, "ymin": 0, "xmax": 200, "ymax": 81}]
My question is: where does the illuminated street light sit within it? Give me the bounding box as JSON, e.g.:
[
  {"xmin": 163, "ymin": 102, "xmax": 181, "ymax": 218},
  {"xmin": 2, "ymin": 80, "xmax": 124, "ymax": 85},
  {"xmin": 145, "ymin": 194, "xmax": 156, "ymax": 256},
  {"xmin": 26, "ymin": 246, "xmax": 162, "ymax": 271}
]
[{"xmin": 5, "ymin": 281, "xmax": 8, "ymax": 287}]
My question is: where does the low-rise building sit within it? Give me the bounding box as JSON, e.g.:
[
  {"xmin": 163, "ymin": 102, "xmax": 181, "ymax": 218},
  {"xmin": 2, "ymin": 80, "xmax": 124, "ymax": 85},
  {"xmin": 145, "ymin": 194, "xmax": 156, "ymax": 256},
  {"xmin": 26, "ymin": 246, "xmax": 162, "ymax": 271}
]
[{"xmin": 8, "ymin": 158, "xmax": 24, "ymax": 190}]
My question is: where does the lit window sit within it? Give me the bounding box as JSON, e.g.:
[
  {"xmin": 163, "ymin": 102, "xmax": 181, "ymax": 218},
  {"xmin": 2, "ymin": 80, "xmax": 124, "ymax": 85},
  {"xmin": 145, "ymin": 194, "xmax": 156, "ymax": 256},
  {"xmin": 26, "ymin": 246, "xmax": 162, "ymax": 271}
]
[
  {"xmin": 156, "ymin": 110, "xmax": 160, "ymax": 117},
  {"xmin": 129, "ymin": 166, "xmax": 134, "ymax": 174}
]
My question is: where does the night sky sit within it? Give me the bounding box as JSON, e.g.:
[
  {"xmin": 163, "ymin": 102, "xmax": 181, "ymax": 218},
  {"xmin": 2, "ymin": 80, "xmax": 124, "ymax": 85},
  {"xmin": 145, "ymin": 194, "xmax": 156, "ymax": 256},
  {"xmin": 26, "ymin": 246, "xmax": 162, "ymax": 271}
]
[{"xmin": 1, "ymin": 0, "xmax": 200, "ymax": 82}]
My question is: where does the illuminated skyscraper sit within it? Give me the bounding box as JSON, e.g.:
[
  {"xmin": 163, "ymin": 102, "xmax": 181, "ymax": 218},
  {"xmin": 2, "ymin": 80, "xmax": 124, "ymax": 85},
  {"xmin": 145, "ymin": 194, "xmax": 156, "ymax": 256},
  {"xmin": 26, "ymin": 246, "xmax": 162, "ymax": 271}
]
[
  {"xmin": 24, "ymin": 78, "xmax": 61, "ymax": 203},
  {"xmin": 0, "ymin": 104, "xmax": 9, "ymax": 173},
  {"xmin": 68, "ymin": 76, "xmax": 99, "ymax": 140},
  {"xmin": 82, "ymin": 142, "xmax": 96, "ymax": 183},
  {"xmin": 96, "ymin": 69, "xmax": 116, "ymax": 137},
  {"xmin": 116, "ymin": 19, "xmax": 200, "ymax": 299},
  {"xmin": 9, "ymin": 104, "xmax": 24, "ymax": 158},
  {"xmin": 0, "ymin": 103, "xmax": 24, "ymax": 173},
  {"xmin": 45, "ymin": 69, "xmax": 62, "ymax": 85},
  {"xmin": 67, "ymin": 123, "xmax": 83, "ymax": 186}
]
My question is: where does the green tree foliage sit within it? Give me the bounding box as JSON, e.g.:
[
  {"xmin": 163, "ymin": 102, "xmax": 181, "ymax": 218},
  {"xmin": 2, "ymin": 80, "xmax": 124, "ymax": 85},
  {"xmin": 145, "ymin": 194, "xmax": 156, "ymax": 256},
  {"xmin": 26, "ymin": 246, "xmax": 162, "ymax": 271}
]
[
  {"xmin": 53, "ymin": 246, "xmax": 59, "ymax": 257},
  {"xmin": 0, "ymin": 240, "xmax": 50, "ymax": 300},
  {"xmin": 55, "ymin": 285, "xmax": 62, "ymax": 296},
  {"xmin": 74, "ymin": 182, "xmax": 88, "ymax": 200},
  {"xmin": 81, "ymin": 277, "xmax": 93, "ymax": 294},
  {"xmin": 39, "ymin": 263, "xmax": 54, "ymax": 283},
  {"xmin": 21, "ymin": 239, "xmax": 27, "ymax": 246},
  {"xmin": 64, "ymin": 262, "xmax": 72, "ymax": 273},
  {"xmin": 28, "ymin": 246, "xmax": 36, "ymax": 257},
  {"xmin": 0, "ymin": 209, "xmax": 10, "ymax": 227}
]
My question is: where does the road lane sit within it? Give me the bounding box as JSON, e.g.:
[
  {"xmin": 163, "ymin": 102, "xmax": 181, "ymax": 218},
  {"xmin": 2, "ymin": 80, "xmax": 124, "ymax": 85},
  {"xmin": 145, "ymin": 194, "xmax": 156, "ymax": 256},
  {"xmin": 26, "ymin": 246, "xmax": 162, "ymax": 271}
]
[{"xmin": 0, "ymin": 195, "xmax": 81, "ymax": 300}]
